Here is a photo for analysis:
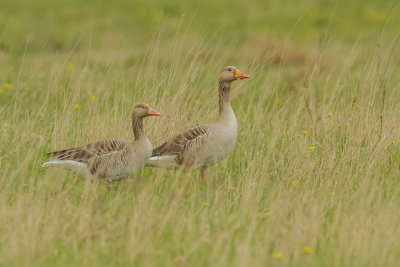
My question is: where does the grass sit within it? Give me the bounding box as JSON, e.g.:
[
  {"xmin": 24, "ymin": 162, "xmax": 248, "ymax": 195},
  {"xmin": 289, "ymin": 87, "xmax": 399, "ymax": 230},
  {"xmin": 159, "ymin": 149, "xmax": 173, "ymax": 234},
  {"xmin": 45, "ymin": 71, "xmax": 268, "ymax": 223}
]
[{"xmin": 1, "ymin": 0, "xmax": 400, "ymax": 266}]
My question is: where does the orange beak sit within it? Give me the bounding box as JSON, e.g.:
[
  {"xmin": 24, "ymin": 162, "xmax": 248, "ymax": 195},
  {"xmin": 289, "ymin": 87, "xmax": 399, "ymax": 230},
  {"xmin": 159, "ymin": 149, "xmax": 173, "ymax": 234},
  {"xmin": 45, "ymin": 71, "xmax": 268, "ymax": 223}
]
[
  {"xmin": 235, "ymin": 69, "xmax": 250, "ymax": 79},
  {"xmin": 147, "ymin": 107, "xmax": 161, "ymax": 116}
]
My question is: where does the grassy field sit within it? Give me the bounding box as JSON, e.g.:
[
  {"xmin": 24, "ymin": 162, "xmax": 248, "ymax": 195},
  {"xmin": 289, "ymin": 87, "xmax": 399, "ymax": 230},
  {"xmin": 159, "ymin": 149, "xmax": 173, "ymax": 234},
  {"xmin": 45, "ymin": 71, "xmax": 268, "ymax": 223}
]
[{"xmin": 1, "ymin": 0, "xmax": 400, "ymax": 266}]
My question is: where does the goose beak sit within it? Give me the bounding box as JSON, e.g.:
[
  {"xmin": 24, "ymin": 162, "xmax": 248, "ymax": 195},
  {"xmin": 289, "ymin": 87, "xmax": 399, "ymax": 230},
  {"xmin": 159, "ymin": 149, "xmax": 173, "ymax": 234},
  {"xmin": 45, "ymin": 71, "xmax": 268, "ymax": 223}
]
[
  {"xmin": 235, "ymin": 69, "xmax": 250, "ymax": 79},
  {"xmin": 147, "ymin": 108, "xmax": 161, "ymax": 116}
]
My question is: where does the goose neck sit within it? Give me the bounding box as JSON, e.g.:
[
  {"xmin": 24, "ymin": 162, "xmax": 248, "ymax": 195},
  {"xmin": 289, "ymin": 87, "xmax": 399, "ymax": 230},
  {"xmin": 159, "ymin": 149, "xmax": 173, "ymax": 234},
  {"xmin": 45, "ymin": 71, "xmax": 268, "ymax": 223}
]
[
  {"xmin": 218, "ymin": 81, "xmax": 232, "ymax": 118},
  {"xmin": 132, "ymin": 116, "xmax": 145, "ymax": 140}
]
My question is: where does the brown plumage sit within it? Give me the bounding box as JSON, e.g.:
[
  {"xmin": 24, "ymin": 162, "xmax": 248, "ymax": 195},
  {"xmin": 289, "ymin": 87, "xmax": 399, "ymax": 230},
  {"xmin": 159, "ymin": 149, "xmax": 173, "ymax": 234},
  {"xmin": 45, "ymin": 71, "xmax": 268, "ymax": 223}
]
[
  {"xmin": 42, "ymin": 103, "xmax": 160, "ymax": 189},
  {"xmin": 147, "ymin": 66, "xmax": 250, "ymax": 180}
]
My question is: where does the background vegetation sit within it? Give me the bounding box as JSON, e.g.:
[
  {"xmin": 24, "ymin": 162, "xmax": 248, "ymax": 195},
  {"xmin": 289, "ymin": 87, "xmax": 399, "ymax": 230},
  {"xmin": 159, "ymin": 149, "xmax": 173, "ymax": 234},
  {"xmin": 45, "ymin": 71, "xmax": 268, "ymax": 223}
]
[{"xmin": 1, "ymin": 0, "xmax": 400, "ymax": 266}]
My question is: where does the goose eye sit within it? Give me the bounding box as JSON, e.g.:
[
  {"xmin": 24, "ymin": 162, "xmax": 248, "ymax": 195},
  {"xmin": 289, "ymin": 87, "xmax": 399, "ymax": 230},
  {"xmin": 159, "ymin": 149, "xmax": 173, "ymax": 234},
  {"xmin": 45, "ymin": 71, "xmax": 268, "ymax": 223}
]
[{"xmin": 228, "ymin": 68, "xmax": 231, "ymax": 71}]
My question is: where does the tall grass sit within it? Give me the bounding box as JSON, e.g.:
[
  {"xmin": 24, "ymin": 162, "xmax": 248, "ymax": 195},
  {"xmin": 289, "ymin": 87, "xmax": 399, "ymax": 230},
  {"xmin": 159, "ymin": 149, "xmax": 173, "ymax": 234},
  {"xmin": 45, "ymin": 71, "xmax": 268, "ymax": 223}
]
[{"xmin": 1, "ymin": 1, "xmax": 400, "ymax": 266}]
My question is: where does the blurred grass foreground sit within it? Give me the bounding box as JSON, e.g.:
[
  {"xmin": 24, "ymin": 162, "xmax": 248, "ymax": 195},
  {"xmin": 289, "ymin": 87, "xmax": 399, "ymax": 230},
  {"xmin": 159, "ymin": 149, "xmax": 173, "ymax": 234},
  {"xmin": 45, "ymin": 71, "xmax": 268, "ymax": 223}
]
[{"xmin": 1, "ymin": 0, "xmax": 400, "ymax": 266}]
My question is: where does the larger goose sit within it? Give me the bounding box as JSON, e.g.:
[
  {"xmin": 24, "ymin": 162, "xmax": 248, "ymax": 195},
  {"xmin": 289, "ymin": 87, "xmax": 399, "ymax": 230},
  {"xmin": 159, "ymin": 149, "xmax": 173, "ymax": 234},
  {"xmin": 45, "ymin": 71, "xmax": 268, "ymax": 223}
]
[
  {"xmin": 147, "ymin": 66, "xmax": 250, "ymax": 179},
  {"xmin": 41, "ymin": 103, "xmax": 160, "ymax": 189}
]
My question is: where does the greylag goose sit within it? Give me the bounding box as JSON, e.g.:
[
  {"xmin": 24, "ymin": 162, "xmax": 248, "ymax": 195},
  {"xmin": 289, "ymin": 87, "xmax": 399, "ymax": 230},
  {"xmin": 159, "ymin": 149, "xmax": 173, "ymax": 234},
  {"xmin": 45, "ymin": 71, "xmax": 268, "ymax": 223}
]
[
  {"xmin": 147, "ymin": 66, "xmax": 250, "ymax": 180},
  {"xmin": 41, "ymin": 103, "xmax": 160, "ymax": 189}
]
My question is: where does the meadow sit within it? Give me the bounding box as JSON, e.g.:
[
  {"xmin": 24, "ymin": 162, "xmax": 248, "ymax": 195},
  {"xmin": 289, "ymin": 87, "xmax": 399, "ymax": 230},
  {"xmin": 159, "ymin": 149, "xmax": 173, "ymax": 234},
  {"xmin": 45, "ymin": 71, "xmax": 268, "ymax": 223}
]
[{"xmin": 1, "ymin": 0, "xmax": 400, "ymax": 266}]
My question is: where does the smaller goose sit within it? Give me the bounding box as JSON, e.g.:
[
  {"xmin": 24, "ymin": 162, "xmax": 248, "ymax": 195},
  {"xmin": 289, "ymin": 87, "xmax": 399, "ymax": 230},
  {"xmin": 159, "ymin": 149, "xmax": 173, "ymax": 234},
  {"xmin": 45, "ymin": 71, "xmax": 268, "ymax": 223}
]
[
  {"xmin": 41, "ymin": 103, "xmax": 160, "ymax": 189},
  {"xmin": 147, "ymin": 66, "xmax": 250, "ymax": 180}
]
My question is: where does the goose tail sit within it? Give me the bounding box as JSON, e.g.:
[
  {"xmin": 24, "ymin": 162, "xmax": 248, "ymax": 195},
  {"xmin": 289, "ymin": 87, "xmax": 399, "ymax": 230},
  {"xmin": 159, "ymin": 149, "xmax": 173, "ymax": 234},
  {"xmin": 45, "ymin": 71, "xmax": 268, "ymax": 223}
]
[{"xmin": 146, "ymin": 155, "xmax": 179, "ymax": 169}]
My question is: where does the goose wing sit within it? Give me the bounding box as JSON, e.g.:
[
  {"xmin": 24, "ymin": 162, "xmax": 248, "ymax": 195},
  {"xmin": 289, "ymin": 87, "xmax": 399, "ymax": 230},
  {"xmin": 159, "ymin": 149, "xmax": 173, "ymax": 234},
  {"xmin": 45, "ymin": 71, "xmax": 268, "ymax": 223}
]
[{"xmin": 152, "ymin": 125, "xmax": 209, "ymax": 164}]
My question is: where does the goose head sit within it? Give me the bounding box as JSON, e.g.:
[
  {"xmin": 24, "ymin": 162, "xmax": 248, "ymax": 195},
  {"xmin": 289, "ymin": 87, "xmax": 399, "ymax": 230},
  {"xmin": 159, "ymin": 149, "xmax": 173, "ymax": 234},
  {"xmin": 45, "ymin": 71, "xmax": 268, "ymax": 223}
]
[
  {"xmin": 219, "ymin": 66, "xmax": 250, "ymax": 82},
  {"xmin": 132, "ymin": 103, "xmax": 160, "ymax": 118}
]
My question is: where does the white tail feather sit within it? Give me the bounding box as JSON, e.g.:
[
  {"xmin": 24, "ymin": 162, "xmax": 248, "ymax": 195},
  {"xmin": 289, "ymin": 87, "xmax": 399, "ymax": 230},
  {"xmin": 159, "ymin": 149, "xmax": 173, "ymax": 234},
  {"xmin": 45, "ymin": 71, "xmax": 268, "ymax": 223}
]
[
  {"xmin": 146, "ymin": 155, "xmax": 179, "ymax": 169},
  {"xmin": 41, "ymin": 159, "xmax": 92, "ymax": 179},
  {"xmin": 41, "ymin": 159, "xmax": 86, "ymax": 168}
]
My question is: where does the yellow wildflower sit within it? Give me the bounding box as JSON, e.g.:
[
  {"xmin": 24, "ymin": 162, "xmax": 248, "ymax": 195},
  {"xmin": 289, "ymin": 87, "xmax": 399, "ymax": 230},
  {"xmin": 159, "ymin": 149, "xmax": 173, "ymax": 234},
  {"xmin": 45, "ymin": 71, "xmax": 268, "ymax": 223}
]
[
  {"xmin": 152, "ymin": 10, "xmax": 164, "ymax": 22},
  {"xmin": 389, "ymin": 140, "xmax": 396, "ymax": 144},
  {"xmin": 305, "ymin": 28, "xmax": 318, "ymax": 40},
  {"xmin": 0, "ymin": 88, "xmax": 4, "ymax": 94},
  {"xmin": 307, "ymin": 146, "xmax": 315, "ymax": 151},
  {"xmin": 291, "ymin": 180, "xmax": 300, "ymax": 185},
  {"xmin": 90, "ymin": 95, "xmax": 98, "ymax": 102},
  {"xmin": 202, "ymin": 202, "xmax": 210, "ymax": 206},
  {"xmin": 303, "ymin": 246, "xmax": 313, "ymax": 254},
  {"xmin": 329, "ymin": 192, "xmax": 335, "ymax": 196},
  {"xmin": 365, "ymin": 9, "xmax": 388, "ymax": 22},
  {"xmin": 272, "ymin": 252, "xmax": 283, "ymax": 259},
  {"xmin": 148, "ymin": 102, "xmax": 152, "ymax": 107},
  {"xmin": 302, "ymin": 130, "xmax": 309, "ymax": 135},
  {"xmin": 134, "ymin": 4, "xmax": 147, "ymax": 18},
  {"xmin": 75, "ymin": 104, "xmax": 81, "ymax": 110},
  {"xmin": 276, "ymin": 99, "xmax": 281, "ymax": 105},
  {"xmin": 67, "ymin": 63, "xmax": 74, "ymax": 71},
  {"xmin": 49, "ymin": 198, "xmax": 55, "ymax": 202},
  {"xmin": 4, "ymin": 83, "xmax": 10, "ymax": 89},
  {"xmin": 258, "ymin": 23, "xmax": 269, "ymax": 34}
]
